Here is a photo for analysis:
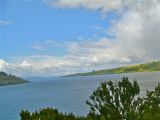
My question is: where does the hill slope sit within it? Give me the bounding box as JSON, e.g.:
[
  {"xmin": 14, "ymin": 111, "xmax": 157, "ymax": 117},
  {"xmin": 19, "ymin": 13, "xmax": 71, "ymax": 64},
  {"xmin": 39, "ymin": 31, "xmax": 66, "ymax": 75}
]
[
  {"xmin": 64, "ymin": 61, "xmax": 160, "ymax": 77},
  {"xmin": 0, "ymin": 72, "xmax": 29, "ymax": 86}
]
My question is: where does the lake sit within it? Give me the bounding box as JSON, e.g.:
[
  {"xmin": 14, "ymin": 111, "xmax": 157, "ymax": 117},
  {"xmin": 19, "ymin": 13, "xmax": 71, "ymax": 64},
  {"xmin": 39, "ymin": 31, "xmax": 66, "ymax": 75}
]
[{"xmin": 0, "ymin": 72, "xmax": 160, "ymax": 120}]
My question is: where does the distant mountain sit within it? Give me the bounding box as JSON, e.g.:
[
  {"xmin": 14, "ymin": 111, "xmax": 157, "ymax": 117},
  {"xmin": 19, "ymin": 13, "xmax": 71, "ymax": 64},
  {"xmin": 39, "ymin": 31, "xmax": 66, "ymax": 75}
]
[
  {"xmin": 0, "ymin": 72, "xmax": 29, "ymax": 86},
  {"xmin": 64, "ymin": 61, "xmax": 160, "ymax": 77}
]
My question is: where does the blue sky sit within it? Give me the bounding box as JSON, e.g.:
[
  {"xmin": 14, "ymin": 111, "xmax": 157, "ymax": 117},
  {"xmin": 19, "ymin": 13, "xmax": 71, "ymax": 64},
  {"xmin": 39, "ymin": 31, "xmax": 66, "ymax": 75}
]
[
  {"xmin": 0, "ymin": 0, "xmax": 160, "ymax": 76},
  {"xmin": 0, "ymin": 0, "xmax": 118, "ymax": 60}
]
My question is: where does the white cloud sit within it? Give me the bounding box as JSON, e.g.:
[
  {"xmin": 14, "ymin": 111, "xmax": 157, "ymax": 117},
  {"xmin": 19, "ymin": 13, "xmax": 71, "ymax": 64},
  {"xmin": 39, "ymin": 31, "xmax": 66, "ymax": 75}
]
[
  {"xmin": 68, "ymin": 0, "xmax": 160, "ymax": 66},
  {"xmin": 43, "ymin": 0, "xmax": 137, "ymax": 13},
  {"xmin": 0, "ymin": 56, "xmax": 87, "ymax": 76},
  {"xmin": 21, "ymin": 60, "xmax": 31, "ymax": 67},
  {"xmin": 32, "ymin": 45, "xmax": 46, "ymax": 51},
  {"xmin": 43, "ymin": 0, "xmax": 160, "ymax": 62},
  {"xmin": 0, "ymin": 59, "xmax": 8, "ymax": 70},
  {"xmin": 113, "ymin": 0, "xmax": 160, "ymax": 60}
]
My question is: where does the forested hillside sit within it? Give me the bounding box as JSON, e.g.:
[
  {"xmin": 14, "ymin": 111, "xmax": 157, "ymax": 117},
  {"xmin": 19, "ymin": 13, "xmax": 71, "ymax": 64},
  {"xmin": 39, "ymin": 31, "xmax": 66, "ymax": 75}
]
[
  {"xmin": 0, "ymin": 72, "xmax": 29, "ymax": 86},
  {"xmin": 65, "ymin": 61, "xmax": 160, "ymax": 77}
]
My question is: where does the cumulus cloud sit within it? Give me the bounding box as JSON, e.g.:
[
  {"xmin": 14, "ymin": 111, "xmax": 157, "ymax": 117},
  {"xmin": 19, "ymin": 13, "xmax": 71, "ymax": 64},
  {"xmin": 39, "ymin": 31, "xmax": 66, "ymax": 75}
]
[
  {"xmin": 64, "ymin": 0, "xmax": 160, "ymax": 64},
  {"xmin": 0, "ymin": 56, "xmax": 93, "ymax": 76},
  {"xmin": 0, "ymin": 59, "xmax": 8, "ymax": 70},
  {"xmin": 43, "ymin": 0, "xmax": 137, "ymax": 13},
  {"xmin": 113, "ymin": 0, "xmax": 160, "ymax": 60},
  {"xmin": 42, "ymin": 0, "xmax": 160, "ymax": 74}
]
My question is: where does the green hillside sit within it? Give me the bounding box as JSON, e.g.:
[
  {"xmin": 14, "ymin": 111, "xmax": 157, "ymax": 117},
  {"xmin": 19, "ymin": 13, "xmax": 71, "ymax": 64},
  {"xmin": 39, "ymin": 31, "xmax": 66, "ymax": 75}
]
[
  {"xmin": 65, "ymin": 61, "xmax": 160, "ymax": 77},
  {"xmin": 0, "ymin": 72, "xmax": 29, "ymax": 86}
]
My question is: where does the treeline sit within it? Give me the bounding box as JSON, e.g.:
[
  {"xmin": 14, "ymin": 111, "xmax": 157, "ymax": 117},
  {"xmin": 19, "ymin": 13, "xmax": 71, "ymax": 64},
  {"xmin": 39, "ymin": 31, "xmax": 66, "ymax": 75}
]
[{"xmin": 20, "ymin": 77, "xmax": 160, "ymax": 120}]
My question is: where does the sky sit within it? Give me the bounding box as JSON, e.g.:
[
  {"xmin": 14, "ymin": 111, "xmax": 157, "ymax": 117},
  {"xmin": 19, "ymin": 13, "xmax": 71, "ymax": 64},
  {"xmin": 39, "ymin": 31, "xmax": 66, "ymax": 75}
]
[{"xmin": 0, "ymin": 0, "xmax": 160, "ymax": 77}]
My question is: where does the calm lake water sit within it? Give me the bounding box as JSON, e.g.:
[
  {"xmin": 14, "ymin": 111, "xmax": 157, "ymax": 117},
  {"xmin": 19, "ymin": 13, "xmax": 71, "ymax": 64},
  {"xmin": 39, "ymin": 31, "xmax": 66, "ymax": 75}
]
[{"xmin": 0, "ymin": 72, "xmax": 160, "ymax": 120}]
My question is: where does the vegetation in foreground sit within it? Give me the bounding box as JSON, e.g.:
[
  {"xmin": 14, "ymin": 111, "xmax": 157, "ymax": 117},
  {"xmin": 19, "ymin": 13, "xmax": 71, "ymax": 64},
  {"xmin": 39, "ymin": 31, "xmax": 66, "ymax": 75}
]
[
  {"xmin": 20, "ymin": 77, "xmax": 160, "ymax": 120},
  {"xmin": 65, "ymin": 61, "xmax": 160, "ymax": 77},
  {"xmin": 0, "ymin": 72, "xmax": 29, "ymax": 86}
]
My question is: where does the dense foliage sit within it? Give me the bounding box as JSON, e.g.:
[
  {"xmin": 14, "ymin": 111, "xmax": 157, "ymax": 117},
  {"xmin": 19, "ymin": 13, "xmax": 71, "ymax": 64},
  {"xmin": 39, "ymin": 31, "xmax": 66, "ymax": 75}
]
[
  {"xmin": 20, "ymin": 108, "xmax": 86, "ymax": 120},
  {"xmin": 20, "ymin": 77, "xmax": 160, "ymax": 120},
  {"xmin": 65, "ymin": 61, "xmax": 160, "ymax": 77},
  {"xmin": 0, "ymin": 71, "xmax": 28, "ymax": 86},
  {"xmin": 86, "ymin": 77, "xmax": 141, "ymax": 120}
]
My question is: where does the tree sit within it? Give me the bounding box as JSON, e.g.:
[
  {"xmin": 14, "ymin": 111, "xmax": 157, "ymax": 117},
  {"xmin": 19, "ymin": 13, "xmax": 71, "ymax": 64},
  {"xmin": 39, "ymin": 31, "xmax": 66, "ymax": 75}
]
[
  {"xmin": 20, "ymin": 110, "xmax": 31, "ymax": 120},
  {"xmin": 20, "ymin": 107, "xmax": 86, "ymax": 120},
  {"xmin": 139, "ymin": 83, "xmax": 160, "ymax": 120},
  {"xmin": 86, "ymin": 77, "xmax": 142, "ymax": 120}
]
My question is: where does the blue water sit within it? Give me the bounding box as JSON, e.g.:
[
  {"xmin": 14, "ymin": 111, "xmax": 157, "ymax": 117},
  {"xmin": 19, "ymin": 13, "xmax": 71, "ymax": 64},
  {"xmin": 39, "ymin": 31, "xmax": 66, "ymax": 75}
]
[{"xmin": 0, "ymin": 72, "xmax": 160, "ymax": 120}]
